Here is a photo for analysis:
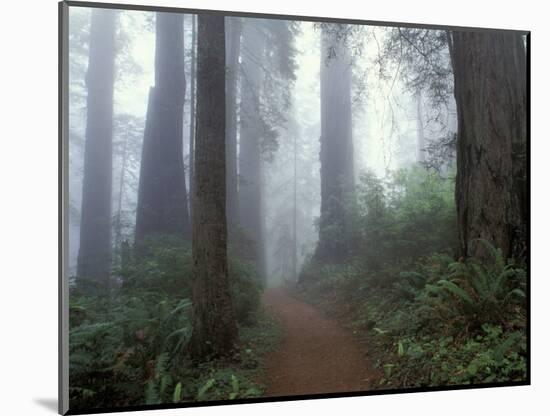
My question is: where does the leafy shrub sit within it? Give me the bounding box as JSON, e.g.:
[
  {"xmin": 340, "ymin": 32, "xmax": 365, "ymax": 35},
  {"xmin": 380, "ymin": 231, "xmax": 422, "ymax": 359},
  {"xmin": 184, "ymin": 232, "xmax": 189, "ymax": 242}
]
[
  {"xmin": 300, "ymin": 238, "xmax": 527, "ymax": 389},
  {"xmin": 417, "ymin": 241, "xmax": 527, "ymax": 332},
  {"xmin": 69, "ymin": 289, "xmax": 193, "ymax": 409},
  {"xmin": 353, "ymin": 167, "xmax": 456, "ymax": 270},
  {"xmin": 69, "ymin": 235, "xmax": 267, "ymax": 410},
  {"xmin": 381, "ymin": 323, "xmax": 527, "ymax": 387},
  {"xmin": 118, "ymin": 235, "xmax": 193, "ymax": 294},
  {"xmin": 192, "ymin": 369, "xmax": 262, "ymax": 402},
  {"xmin": 120, "ymin": 236, "xmax": 263, "ymax": 326},
  {"xmin": 229, "ymin": 258, "xmax": 263, "ymax": 325}
]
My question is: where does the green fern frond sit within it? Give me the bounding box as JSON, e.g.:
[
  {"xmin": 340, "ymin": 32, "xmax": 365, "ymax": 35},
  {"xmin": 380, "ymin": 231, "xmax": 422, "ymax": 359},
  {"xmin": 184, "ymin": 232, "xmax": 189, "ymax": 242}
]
[
  {"xmin": 173, "ymin": 382, "xmax": 182, "ymax": 403},
  {"xmin": 196, "ymin": 378, "xmax": 216, "ymax": 401},
  {"xmin": 159, "ymin": 374, "xmax": 172, "ymax": 397},
  {"xmin": 437, "ymin": 280, "xmax": 474, "ymax": 305},
  {"xmin": 145, "ymin": 380, "xmax": 159, "ymax": 405},
  {"xmin": 154, "ymin": 353, "xmax": 170, "ymax": 378}
]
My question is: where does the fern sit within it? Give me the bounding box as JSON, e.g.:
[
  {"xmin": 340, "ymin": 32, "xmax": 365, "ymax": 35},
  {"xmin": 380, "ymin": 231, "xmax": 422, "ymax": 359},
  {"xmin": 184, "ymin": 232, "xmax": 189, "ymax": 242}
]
[
  {"xmin": 159, "ymin": 374, "xmax": 172, "ymax": 398},
  {"xmin": 416, "ymin": 241, "xmax": 527, "ymax": 330},
  {"xmin": 69, "ymin": 236, "xmax": 265, "ymax": 409},
  {"xmin": 196, "ymin": 378, "xmax": 216, "ymax": 401},
  {"xmin": 172, "ymin": 382, "xmax": 182, "ymax": 403},
  {"xmin": 437, "ymin": 280, "xmax": 474, "ymax": 305},
  {"xmin": 145, "ymin": 380, "xmax": 159, "ymax": 405},
  {"xmin": 492, "ymin": 332, "xmax": 523, "ymax": 362},
  {"xmin": 143, "ymin": 353, "xmax": 173, "ymax": 403},
  {"xmin": 229, "ymin": 374, "xmax": 240, "ymax": 400},
  {"xmin": 154, "ymin": 353, "xmax": 170, "ymax": 377}
]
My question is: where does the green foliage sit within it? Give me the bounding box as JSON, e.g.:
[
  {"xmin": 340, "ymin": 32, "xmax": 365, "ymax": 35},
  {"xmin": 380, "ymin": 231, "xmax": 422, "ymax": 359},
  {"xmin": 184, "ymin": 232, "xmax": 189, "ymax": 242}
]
[
  {"xmin": 69, "ymin": 236, "xmax": 270, "ymax": 410},
  {"xmin": 172, "ymin": 382, "xmax": 182, "ymax": 402},
  {"xmin": 69, "ymin": 286, "xmax": 193, "ymax": 408},
  {"xmin": 193, "ymin": 370, "xmax": 261, "ymax": 402},
  {"xmin": 352, "ymin": 167, "xmax": 456, "ymax": 270},
  {"xmin": 418, "ymin": 243, "xmax": 527, "ymax": 332},
  {"xmin": 299, "ymin": 166, "xmax": 527, "ymax": 390},
  {"xmin": 229, "ymin": 258, "xmax": 263, "ymax": 325},
  {"xmin": 144, "ymin": 353, "xmax": 173, "ymax": 405},
  {"xmin": 301, "ymin": 247, "xmax": 527, "ymax": 389},
  {"xmin": 121, "ymin": 236, "xmax": 262, "ymax": 325},
  {"xmin": 378, "ymin": 324, "xmax": 526, "ymax": 387},
  {"xmin": 120, "ymin": 236, "xmax": 193, "ymax": 294}
]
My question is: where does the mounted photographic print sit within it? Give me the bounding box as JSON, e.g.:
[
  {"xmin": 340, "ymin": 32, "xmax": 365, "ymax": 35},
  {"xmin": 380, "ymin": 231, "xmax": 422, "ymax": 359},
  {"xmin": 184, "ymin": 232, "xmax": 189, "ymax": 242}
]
[{"xmin": 59, "ymin": 1, "xmax": 530, "ymax": 414}]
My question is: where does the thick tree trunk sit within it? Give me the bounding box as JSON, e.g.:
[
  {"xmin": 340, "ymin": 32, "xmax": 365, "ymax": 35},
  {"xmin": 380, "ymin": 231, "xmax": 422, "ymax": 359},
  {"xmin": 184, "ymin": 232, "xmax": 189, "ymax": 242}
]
[
  {"xmin": 188, "ymin": 14, "xmax": 197, "ymax": 219},
  {"xmin": 114, "ymin": 128, "xmax": 129, "ymax": 255},
  {"xmin": 189, "ymin": 14, "xmax": 238, "ymax": 359},
  {"xmin": 238, "ymin": 21, "xmax": 265, "ymax": 274},
  {"xmin": 315, "ymin": 25, "xmax": 355, "ymax": 264},
  {"xmin": 225, "ymin": 17, "xmax": 243, "ymax": 237},
  {"xmin": 135, "ymin": 12, "xmax": 190, "ymax": 245},
  {"xmin": 293, "ymin": 134, "xmax": 298, "ymax": 280},
  {"xmin": 450, "ymin": 30, "xmax": 527, "ymax": 259},
  {"xmin": 77, "ymin": 9, "xmax": 116, "ymax": 288}
]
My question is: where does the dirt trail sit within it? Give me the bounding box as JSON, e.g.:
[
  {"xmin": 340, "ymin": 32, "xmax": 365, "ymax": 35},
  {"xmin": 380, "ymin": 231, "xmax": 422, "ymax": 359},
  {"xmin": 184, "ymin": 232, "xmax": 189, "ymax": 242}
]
[{"xmin": 262, "ymin": 288, "xmax": 374, "ymax": 397}]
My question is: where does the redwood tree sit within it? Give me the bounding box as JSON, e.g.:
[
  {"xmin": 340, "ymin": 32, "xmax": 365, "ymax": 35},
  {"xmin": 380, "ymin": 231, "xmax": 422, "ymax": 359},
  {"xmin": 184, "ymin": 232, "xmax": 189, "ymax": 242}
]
[
  {"xmin": 135, "ymin": 12, "xmax": 190, "ymax": 245},
  {"xmin": 450, "ymin": 30, "xmax": 527, "ymax": 259},
  {"xmin": 77, "ymin": 9, "xmax": 116, "ymax": 287},
  {"xmin": 238, "ymin": 20, "xmax": 265, "ymax": 273},
  {"xmin": 189, "ymin": 14, "xmax": 238, "ymax": 359},
  {"xmin": 225, "ymin": 17, "xmax": 243, "ymax": 236},
  {"xmin": 188, "ymin": 14, "xmax": 197, "ymax": 218},
  {"xmin": 237, "ymin": 19, "xmax": 297, "ymax": 279},
  {"xmin": 315, "ymin": 25, "xmax": 355, "ymax": 263}
]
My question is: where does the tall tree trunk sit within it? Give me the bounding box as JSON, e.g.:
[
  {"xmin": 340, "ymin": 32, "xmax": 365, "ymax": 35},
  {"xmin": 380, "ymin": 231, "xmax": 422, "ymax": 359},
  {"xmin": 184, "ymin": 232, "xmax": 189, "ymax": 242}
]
[
  {"xmin": 450, "ymin": 30, "xmax": 527, "ymax": 259},
  {"xmin": 293, "ymin": 134, "xmax": 298, "ymax": 281},
  {"xmin": 189, "ymin": 14, "xmax": 238, "ymax": 359},
  {"xmin": 315, "ymin": 25, "xmax": 355, "ymax": 264},
  {"xmin": 416, "ymin": 90, "xmax": 425, "ymax": 163},
  {"xmin": 259, "ymin": 160, "xmax": 268, "ymax": 281},
  {"xmin": 188, "ymin": 14, "xmax": 197, "ymax": 219},
  {"xmin": 135, "ymin": 12, "xmax": 190, "ymax": 245},
  {"xmin": 77, "ymin": 9, "xmax": 116, "ymax": 288},
  {"xmin": 225, "ymin": 17, "xmax": 243, "ymax": 238},
  {"xmin": 114, "ymin": 128, "xmax": 129, "ymax": 256},
  {"xmin": 239, "ymin": 21, "xmax": 265, "ymax": 275}
]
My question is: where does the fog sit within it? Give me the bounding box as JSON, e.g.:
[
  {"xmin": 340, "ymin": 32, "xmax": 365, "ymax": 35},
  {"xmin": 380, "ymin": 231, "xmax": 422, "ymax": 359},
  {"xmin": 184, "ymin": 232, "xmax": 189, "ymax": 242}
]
[{"xmin": 68, "ymin": 8, "xmax": 456, "ymax": 284}]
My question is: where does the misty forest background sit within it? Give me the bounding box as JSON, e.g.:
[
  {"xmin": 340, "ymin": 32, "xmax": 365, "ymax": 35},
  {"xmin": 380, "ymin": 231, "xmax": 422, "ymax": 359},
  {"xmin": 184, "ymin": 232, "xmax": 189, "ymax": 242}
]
[{"xmin": 67, "ymin": 6, "xmax": 528, "ymax": 410}]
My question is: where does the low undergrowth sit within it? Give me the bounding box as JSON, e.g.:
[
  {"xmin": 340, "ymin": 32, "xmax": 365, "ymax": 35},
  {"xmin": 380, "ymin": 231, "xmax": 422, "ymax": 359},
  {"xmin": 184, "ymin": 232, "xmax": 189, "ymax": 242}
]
[
  {"xmin": 69, "ymin": 237, "xmax": 282, "ymax": 410},
  {"xmin": 298, "ymin": 245, "xmax": 527, "ymax": 389}
]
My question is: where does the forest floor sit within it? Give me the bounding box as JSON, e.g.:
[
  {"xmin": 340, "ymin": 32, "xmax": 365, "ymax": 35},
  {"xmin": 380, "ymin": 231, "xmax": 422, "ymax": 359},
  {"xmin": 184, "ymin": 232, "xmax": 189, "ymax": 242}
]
[{"xmin": 261, "ymin": 288, "xmax": 376, "ymax": 397}]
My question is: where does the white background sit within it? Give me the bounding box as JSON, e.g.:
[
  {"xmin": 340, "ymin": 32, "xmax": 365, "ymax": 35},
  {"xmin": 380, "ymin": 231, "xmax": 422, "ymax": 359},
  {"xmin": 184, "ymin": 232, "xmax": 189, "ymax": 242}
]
[{"xmin": 1, "ymin": 0, "xmax": 548, "ymax": 414}]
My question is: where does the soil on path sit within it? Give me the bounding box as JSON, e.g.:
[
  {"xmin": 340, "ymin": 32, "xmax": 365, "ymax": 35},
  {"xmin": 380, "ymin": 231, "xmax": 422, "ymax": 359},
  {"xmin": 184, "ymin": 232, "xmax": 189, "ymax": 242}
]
[{"xmin": 262, "ymin": 287, "xmax": 375, "ymax": 397}]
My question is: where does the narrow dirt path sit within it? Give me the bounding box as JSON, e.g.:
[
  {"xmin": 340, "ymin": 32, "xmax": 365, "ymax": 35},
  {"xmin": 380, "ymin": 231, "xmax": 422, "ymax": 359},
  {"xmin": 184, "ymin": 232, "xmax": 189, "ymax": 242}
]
[{"xmin": 262, "ymin": 288, "xmax": 374, "ymax": 397}]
